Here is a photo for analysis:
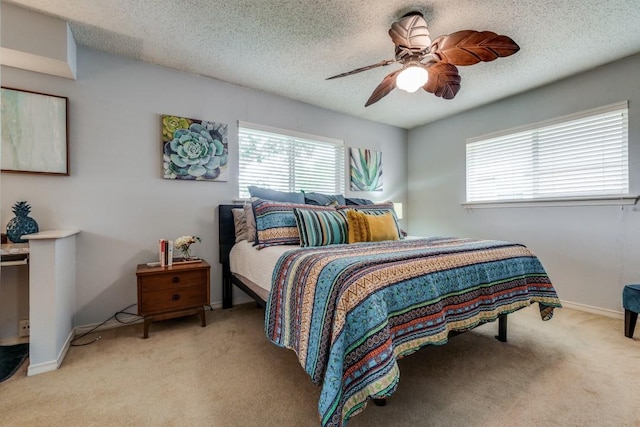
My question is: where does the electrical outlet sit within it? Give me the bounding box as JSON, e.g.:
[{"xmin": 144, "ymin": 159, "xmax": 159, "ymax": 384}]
[{"xmin": 18, "ymin": 319, "xmax": 30, "ymax": 337}]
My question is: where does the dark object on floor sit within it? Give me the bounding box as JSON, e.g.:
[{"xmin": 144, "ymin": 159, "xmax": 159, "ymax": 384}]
[
  {"xmin": 623, "ymin": 284, "xmax": 640, "ymax": 338},
  {"xmin": 0, "ymin": 343, "xmax": 29, "ymax": 382}
]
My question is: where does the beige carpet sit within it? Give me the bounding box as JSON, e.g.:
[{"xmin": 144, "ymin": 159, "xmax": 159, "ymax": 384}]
[{"xmin": 1, "ymin": 304, "xmax": 638, "ymax": 426}]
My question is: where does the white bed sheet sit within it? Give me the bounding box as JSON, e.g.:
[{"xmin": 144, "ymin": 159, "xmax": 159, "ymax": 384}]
[{"xmin": 229, "ymin": 240, "xmax": 294, "ymax": 294}]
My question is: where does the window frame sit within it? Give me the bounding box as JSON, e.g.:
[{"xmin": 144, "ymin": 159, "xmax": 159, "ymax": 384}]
[
  {"xmin": 237, "ymin": 121, "xmax": 345, "ymax": 199},
  {"xmin": 463, "ymin": 101, "xmax": 637, "ymax": 208}
]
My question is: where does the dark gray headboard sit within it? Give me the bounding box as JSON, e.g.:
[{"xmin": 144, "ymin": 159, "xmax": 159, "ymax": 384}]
[
  {"xmin": 218, "ymin": 204, "xmax": 243, "ymax": 308},
  {"xmin": 218, "ymin": 204, "xmax": 243, "ymax": 265}
]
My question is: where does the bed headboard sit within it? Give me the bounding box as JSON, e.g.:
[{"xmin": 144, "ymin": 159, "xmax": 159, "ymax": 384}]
[{"xmin": 218, "ymin": 204, "xmax": 243, "ymax": 265}]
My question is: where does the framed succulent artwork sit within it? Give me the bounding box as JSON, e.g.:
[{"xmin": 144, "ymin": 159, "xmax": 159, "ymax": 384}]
[
  {"xmin": 350, "ymin": 147, "xmax": 382, "ymax": 191},
  {"xmin": 161, "ymin": 114, "xmax": 228, "ymax": 181}
]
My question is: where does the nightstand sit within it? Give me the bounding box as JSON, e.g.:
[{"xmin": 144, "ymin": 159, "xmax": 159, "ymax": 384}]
[{"xmin": 136, "ymin": 260, "xmax": 210, "ymax": 338}]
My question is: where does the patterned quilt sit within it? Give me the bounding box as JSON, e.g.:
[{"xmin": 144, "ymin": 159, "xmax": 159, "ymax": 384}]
[{"xmin": 265, "ymin": 238, "xmax": 561, "ymax": 427}]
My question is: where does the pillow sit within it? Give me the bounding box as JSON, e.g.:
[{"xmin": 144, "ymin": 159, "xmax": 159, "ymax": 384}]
[
  {"xmin": 248, "ymin": 186, "xmax": 304, "ymax": 204},
  {"xmin": 346, "ymin": 210, "xmax": 369, "ymax": 243},
  {"xmin": 337, "ymin": 202, "xmax": 402, "ymax": 240},
  {"xmin": 345, "ymin": 197, "xmax": 374, "ymax": 205},
  {"xmin": 303, "ymin": 191, "xmax": 346, "ymax": 206},
  {"xmin": 346, "ymin": 210, "xmax": 400, "ymax": 243},
  {"xmin": 293, "ymin": 208, "xmax": 348, "ymax": 247},
  {"xmin": 252, "ymin": 199, "xmax": 335, "ymax": 249},
  {"xmin": 243, "ymin": 203, "xmax": 257, "ymax": 243},
  {"xmin": 231, "ymin": 208, "xmax": 248, "ymax": 242}
]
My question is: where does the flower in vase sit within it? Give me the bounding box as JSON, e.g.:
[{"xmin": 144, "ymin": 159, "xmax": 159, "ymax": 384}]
[{"xmin": 174, "ymin": 235, "xmax": 201, "ymax": 259}]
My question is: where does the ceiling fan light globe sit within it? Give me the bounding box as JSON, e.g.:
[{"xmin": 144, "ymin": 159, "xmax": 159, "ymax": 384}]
[{"xmin": 396, "ymin": 66, "xmax": 428, "ymax": 93}]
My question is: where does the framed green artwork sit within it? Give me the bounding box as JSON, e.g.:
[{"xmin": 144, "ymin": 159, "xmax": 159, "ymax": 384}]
[
  {"xmin": 350, "ymin": 147, "xmax": 382, "ymax": 191},
  {"xmin": 1, "ymin": 87, "xmax": 69, "ymax": 175}
]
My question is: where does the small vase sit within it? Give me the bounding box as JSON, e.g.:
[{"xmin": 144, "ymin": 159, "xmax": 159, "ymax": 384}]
[
  {"xmin": 6, "ymin": 201, "xmax": 39, "ymax": 243},
  {"xmin": 181, "ymin": 246, "xmax": 192, "ymax": 259}
]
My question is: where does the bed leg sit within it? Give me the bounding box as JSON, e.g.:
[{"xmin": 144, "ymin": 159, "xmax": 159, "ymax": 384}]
[
  {"xmin": 495, "ymin": 314, "xmax": 507, "ymax": 342},
  {"xmin": 373, "ymin": 398, "xmax": 387, "ymax": 407},
  {"xmin": 222, "ymin": 264, "xmax": 232, "ymax": 309}
]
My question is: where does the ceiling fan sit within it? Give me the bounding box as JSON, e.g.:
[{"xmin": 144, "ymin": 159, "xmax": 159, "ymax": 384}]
[{"xmin": 326, "ymin": 11, "xmax": 520, "ymax": 107}]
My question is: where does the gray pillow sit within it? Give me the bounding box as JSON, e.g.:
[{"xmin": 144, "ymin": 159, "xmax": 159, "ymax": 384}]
[
  {"xmin": 231, "ymin": 208, "xmax": 247, "ymax": 243},
  {"xmin": 243, "ymin": 203, "xmax": 257, "ymax": 243},
  {"xmin": 248, "ymin": 186, "xmax": 304, "ymax": 204},
  {"xmin": 303, "ymin": 191, "xmax": 346, "ymax": 206},
  {"xmin": 345, "ymin": 197, "xmax": 374, "ymax": 206}
]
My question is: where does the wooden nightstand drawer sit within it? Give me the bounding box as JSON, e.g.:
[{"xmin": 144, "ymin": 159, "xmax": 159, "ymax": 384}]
[
  {"xmin": 139, "ymin": 285, "xmax": 208, "ymax": 314},
  {"xmin": 136, "ymin": 260, "xmax": 211, "ymax": 338},
  {"xmin": 139, "ymin": 269, "xmax": 207, "ymax": 292}
]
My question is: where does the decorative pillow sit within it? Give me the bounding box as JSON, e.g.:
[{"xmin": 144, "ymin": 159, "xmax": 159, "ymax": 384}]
[
  {"xmin": 345, "ymin": 197, "xmax": 374, "ymax": 206},
  {"xmin": 303, "ymin": 191, "xmax": 347, "ymax": 206},
  {"xmin": 252, "ymin": 199, "xmax": 334, "ymax": 249},
  {"xmin": 337, "ymin": 202, "xmax": 402, "ymax": 240},
  {"xmin": 248, "ymin": 186, "xmax": 304, "ymax": 204},
  {"xmin": 243, "ymin": 203, "xmax": 257, "ymax": 243},
  {"xmin": 231, "ymin": 208, "xmax": 248, "ymax": 242},
  {"xmin": 346, "ymin": 210, "xmax": 369, "ymax": 243},
  {"xmin": 293, "ymin": 208, "xmax": 348, "ymax": 247},
  {"xmin": 346, "ymin": 210, "xmax": 400, "ymax": 243}
]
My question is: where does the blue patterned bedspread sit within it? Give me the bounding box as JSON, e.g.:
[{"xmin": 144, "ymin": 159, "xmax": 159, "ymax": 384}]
[{"xmin": 265, "ymin": 238, "xmax": 561, "ymax": 426}]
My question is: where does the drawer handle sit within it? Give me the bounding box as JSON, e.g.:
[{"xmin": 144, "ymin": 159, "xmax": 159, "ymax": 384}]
[
  {"xmin": 172, "ymin": 294, "xmax": 180, "ymax": 301},
  {"xmin": 171, "ymin": 276, "xmax": 180, "ymax": 283}
]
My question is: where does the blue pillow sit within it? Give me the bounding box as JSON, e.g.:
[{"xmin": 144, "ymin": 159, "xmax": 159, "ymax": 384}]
[
  {"xmin": 345, "ymin": 197, "xmax": 374, "ymax": 206},
  {"xmin": 303, "ymin": 191, "xmax": 346, "ymax": 206},
  {"xmin": 247, "ymin": 186, "xmax": 304, "ymax": 204}
]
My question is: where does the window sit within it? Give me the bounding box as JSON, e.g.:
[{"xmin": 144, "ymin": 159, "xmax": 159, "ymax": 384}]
[
  {"xmin": 238, "ymin": 122, "xmax": 345, "ymax": 198},
  {"xmin": 466, "ymin": 102, "xmax": 629, "ymax": 203}
]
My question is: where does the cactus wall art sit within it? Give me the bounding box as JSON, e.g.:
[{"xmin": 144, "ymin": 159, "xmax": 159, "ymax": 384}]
[{"xmin": 350, "ymin": 147, "xmax": 382, "ymax": 191}]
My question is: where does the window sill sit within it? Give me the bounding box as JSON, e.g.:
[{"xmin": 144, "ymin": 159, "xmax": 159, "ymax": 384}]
[{"xmin": 462, "ymin": 195, "xmax": 639, "ymax": 209}]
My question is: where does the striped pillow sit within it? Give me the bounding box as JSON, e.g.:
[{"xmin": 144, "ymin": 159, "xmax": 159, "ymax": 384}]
[
  {"xmin": 252, "ymin": 199, "xmax": 335, "ymax": 249},
  {"xmin": 293, "ymin": 208, "xmax": 348, "ymax": 247}
]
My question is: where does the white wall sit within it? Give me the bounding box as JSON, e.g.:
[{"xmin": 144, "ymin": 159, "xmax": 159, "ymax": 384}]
[
  {"xmin": 407, "ymin": 53, "xmax": 640, "ymax": 314},
  {"xmin": 0, "ymin": 46, "xmax": 407, "ymax": 332}
]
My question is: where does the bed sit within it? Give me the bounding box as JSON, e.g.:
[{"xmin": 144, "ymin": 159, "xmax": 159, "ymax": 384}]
[{"xmin": 218, "ymin": 204, "xmax": 561, "ymax": 427}]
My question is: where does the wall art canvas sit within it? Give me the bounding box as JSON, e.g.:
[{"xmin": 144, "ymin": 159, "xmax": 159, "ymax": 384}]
[
  {"xmin": 162, "ymin": 114, "xmax": 228, "ymax": 181},
  {"xmin": 1, "ymin": 87, "xmax": 69, "ymax": 175},
  {"xmin": 350, "ymin": 147, "xmax": 382, "ymax": 191}
]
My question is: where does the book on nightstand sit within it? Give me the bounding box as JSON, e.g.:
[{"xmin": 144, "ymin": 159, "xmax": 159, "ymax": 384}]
[{"xmin": 167, "ymin": 241, "xmax": 174, "ymax": 266}]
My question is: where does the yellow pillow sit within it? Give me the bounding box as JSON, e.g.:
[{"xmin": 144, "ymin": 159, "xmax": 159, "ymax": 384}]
[
  {"xmin": 347, "ymin": 210, "xmax": 399, "ymax": 243},
  {"xmin": 347, "ymin": 210, "xmax": 369, "ymax": 243}
]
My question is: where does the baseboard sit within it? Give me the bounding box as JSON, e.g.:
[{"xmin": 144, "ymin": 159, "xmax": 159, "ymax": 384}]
[
  {"xmin": 73, "ymin": 301, "xmax": 224, "ymax": 335},
  {"xmin": 27, "ymin": 329, "xmax": 74, "ymax": 376},
  {"xmin": 0, "ymin": 336, "xmax": 29, "ymax": 346},
  {"xmin": 561, "ymin": 300, "xmax": 624, "ymax": 319}
]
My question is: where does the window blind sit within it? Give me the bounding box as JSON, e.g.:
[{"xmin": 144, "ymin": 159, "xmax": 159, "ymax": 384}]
[
  {"xmin": 238, "ymin": 122, "xmax": 345, "ymax": 198},
  {"xmin": 466, "ymin": 102, "xmax": 629, "ymax": 203}
]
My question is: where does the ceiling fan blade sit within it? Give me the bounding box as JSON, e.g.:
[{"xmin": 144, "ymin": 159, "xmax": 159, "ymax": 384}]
[
  {"xmin": 388, "ymin": 12, "xmax": 431, "ymax": 56},
  {"xmin": 423, "ymin": 62, "xmax": 461, "ymax": 99},
  {"xmin": 365, "ymin": 69, "xmax": 401, "ymax": 107},
  {"xmin": 430, "ymin": 30, "xmax": 520, "ymax": 66},
  {"xmin": 326, "ymin": 59, "xmax": 396, "ymax": 80}
]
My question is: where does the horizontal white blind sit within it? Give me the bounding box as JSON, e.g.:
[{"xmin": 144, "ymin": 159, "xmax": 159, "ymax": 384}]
[
  {"xmin": 238, "ymin": 122, "xmax": 345, "ymax": 198},
  {"xmin": 466, "ymin": 102, "xmax": 629, "ymax": 202}
]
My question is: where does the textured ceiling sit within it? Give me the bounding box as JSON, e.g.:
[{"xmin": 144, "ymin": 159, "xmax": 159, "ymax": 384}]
[{"xmin": 5, "ymin": 0, "xmax": 640, "ymax": 129}]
